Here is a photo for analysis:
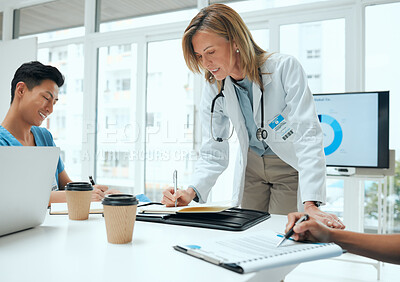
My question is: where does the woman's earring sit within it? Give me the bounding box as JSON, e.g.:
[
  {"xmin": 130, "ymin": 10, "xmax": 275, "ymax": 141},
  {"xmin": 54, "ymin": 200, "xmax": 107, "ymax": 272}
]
[{"xmin": 236, "ymin": 49, "xmax": 240, "ymax": 53}]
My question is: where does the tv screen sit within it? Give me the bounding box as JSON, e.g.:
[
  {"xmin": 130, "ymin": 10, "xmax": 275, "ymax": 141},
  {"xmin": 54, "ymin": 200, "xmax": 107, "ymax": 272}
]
[{"xmin": 313, "ymin": 91, "xmax": 389, "ymax": 168}]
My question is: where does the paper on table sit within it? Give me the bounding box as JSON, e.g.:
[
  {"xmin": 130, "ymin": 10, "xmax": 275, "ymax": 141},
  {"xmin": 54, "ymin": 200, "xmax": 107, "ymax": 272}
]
[
  {"xmin": 49, "ymin": 201, "xmax": 104, "ymax": 215},
  {"xmin": 174, "ymin": 229, "xmax": 343, "ymax": 274},
  {"xmin": 137, "ymin": 201, "xmax": 235, "ymax": 214}
]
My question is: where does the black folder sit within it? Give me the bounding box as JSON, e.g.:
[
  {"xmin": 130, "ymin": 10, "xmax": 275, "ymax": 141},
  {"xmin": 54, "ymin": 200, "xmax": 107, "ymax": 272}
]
[{"xmin": 136, "ymin": 206, "xmax": 270, "ymax": 231}]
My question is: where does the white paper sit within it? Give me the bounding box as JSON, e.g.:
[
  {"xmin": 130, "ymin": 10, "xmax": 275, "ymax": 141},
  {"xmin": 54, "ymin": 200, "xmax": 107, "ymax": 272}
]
[
  {"xmin": 49, "ymin": 201, "xmax": 103, "ymax": 214},
  {"xmin": 137, "ymin": 200, "xmax": 234, "ymax": 214},
  {"xmin": 177, "ymin": 230, "xmax": 343, "ymax": 273}
]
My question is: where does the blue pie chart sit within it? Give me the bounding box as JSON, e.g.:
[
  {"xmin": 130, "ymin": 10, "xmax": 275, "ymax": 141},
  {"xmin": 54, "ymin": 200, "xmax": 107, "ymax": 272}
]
[{"xmin": 318, "ymin": 114, "xmax": 343, "ymax": 156}]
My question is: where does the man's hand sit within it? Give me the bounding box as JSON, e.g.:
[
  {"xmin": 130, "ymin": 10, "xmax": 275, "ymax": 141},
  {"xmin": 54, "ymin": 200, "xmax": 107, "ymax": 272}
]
[
  {"xmin": 91, "ymin": 187, "xmax": 105, "ymax": 201},
  {"xmin": 304, "ymin": 201, "xmax": 345, "ymax": 229},
  {"xmin": 93, "ymin": 184, "xmax": 108, "ymax": 193},
  {"xmin": 105, "ymin": 189, "xmax": 121, "ymax": 195}
]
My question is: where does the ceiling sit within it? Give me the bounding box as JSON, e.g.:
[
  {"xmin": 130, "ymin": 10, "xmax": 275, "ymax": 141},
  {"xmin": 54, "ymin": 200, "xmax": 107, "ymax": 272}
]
[{"xmin": 11, "ymin": 0, "xmax": 239, "ymax": 36}]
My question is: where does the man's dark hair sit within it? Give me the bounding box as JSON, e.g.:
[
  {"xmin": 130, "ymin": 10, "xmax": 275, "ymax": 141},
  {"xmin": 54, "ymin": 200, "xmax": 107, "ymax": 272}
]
[{"xmin": 10, "ymin": 61, "xmax": 65, "ymax": 104}]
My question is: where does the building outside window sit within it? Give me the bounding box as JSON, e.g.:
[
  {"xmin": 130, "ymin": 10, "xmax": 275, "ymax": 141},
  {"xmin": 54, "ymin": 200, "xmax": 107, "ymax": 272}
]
[
  {"xmin": 96, "ymin": 43, "xmax": 138, "ymax": 193},
  {"xmin": 145, "ymin": 39, "xmax": 195, "ymax": 201}
]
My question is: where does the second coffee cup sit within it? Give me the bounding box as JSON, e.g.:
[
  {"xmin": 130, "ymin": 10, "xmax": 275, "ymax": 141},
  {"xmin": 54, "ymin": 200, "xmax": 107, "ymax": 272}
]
[
  {"xmin": 65, "ymin": 182, "xmax": 93, "ymax": 220},
  {"xmin": 102, "ymin": 194, "xmax": 138, "ymax": 244}
]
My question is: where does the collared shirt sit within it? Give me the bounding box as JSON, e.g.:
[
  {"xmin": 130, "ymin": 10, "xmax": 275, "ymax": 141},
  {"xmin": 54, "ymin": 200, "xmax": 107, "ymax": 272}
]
[{"xmin": 232, "ymin": 77, "xmax": 274, "ymax": 156}]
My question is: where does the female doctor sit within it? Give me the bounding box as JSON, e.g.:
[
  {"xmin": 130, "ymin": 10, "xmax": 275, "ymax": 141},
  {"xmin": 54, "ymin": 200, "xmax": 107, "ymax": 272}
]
[{"xmin": 162, "ymin": 4, "xmax": 344, "ymax": 228}]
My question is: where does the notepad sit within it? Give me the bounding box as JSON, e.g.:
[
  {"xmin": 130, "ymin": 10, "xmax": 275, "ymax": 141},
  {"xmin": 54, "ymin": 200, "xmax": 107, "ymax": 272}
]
[
  {"xmin": 49, "ymin": 202, "xmax": 104, "ymax": 215},
  {"xmin": 137, "ymin": 201, "xmax": 234, "ymax": 215},
  {"xmin": 174, "ymin": 229, "xmax": 343, "ymax": 274}
]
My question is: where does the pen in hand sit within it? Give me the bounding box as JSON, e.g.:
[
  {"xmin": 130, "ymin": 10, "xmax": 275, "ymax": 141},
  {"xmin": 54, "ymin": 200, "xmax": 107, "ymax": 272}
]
[
  {"xmin": 276, "ymin": 214, "xmax": 309, "ymax": 247},
  {"xmin": 173, "ymin": 170, "xmax": 178, "ymax": 207},
  {"xmin": 89, "ymin": 176, "xmax": 95, "ymax": 186}
]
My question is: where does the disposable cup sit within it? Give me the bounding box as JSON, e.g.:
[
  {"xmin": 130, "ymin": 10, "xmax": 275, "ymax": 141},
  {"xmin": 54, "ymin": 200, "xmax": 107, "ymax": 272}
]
[
  {"xmin": 102, "ymin": 194, "xmax": 138, "ymax": 244},
  {"xmin": 65, "ymin": 182, "xmax": 93, "ymax": 220}
]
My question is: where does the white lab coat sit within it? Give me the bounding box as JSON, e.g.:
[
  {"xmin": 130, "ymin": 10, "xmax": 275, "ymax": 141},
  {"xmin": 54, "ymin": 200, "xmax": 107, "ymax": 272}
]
[{"xmin": 191, "ymin": 53, "xmax": 326, "ymax": 210}]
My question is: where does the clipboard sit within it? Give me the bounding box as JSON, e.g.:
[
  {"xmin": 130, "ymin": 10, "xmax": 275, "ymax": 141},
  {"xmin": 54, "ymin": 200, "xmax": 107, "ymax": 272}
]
[
  {"xmin": 173, "ymin": 229, "xmax": 344, "ymax": 274},
  {"xmin": 136, "ymin": 206, "xmax": 270, "ymax": 231}
]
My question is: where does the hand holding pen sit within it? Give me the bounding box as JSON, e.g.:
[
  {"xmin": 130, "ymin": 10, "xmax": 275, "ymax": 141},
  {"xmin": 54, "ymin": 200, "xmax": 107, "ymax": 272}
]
[
  {"xmin": 88, "ymin": 176, "xmax": 120, "ymax": 201},
  {"xmin": 161, "ymin": 170, "xmax": 196, "ymax": 207},
  {"xmin": 277, "ymin": 214, "xmax": 309, "ymax": 247},
  {"xmin": 284, "ymin": 212, "xmax": 334, "ymax": 244}
]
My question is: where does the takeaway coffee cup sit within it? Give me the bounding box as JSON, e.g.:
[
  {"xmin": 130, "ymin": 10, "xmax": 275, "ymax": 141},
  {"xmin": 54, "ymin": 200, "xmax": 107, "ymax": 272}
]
[
  {"xmin": 102, "ymin": 194, "xmax": 138, "ymax": 244},
  {"xmin": 65, "ymin": 182, "xmax": 93, "ymax": 220}
]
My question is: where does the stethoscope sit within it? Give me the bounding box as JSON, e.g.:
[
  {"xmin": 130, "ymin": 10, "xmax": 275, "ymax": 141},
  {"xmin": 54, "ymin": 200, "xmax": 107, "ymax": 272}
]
[{"xmin": 210, "ymin": 72, "xmax": 268, "ymax": 142}]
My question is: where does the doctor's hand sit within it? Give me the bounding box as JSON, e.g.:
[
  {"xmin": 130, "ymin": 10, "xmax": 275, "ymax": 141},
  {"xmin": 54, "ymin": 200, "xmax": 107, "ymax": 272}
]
[
  {"xmin": 304, "ymin": 201, "xmax": 345, "ymax": 229},
  {"xmin": 161, "ymin": 187, "xmax": 197, "ymax": 207},
  {"xmin": 286, "ymin": 212, "xmax": 333, "ymax": 243}
]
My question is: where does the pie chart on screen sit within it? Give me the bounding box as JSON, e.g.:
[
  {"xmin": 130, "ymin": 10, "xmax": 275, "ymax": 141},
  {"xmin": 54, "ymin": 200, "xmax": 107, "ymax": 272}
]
[{"xmin": 318, "ymin": 114, "xmax": 343, "ymax": 156}]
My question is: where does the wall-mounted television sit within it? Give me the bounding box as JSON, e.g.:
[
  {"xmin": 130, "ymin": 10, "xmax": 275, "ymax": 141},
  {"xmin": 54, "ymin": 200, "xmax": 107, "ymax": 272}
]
[{"xmin": 313, "ymin": 91, "xmax": 389, "ymax": 168}]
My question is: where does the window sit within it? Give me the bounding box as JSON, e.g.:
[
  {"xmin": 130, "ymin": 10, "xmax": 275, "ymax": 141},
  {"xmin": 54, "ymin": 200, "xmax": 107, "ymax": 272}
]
[
  {"xmin": 75, "ymin": 79, "xmax": 83, "ymax": 93},
  {"xmin": 320, "ymin": 179, "xmax": 344, "ymax": 218},
  {"xmin": 38, "ymin": 44, "xmax": 85, "ymax": 181},
  {"xmin": 145, "ymin": 39, "xmax": 195, "ymax": 201},
  {"xmin": 251, "ymin": 29, "xmax": 270, "ymax": 51},
  {"xmin": 365, "ymin": 2, "xmax": 400, "ymax": 232},
  {"xmin": 280, "ymin": 18, "xmax": 345, "ymax": 94},
  {"xmin": 96, "ymin": 44, "xmax": 138, "ymax": 194},
  {"xmin": 14, "ymin": 0, "xmax": 84, "ymax": 42}
]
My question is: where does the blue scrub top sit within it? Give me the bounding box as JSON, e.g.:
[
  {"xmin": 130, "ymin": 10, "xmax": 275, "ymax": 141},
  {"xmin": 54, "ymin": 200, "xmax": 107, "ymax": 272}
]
[{"xmin": 0, "ymin": 125, "xmax": 65, "ymax": 187}]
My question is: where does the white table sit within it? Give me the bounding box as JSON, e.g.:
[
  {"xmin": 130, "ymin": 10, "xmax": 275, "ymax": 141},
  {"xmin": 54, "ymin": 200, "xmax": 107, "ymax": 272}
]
[{"xmin": 0, "ymin": 213, "xmax": 298, "ymax": 282}]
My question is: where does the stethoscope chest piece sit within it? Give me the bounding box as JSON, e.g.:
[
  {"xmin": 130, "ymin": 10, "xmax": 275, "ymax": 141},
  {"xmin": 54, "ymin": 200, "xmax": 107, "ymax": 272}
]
[{"xmin": 256, "ymin": 128, "xmax": 268, "ymax": 141}]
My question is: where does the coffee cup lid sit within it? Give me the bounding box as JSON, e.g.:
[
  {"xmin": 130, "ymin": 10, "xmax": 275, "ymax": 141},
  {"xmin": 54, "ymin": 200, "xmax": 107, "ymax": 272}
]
[
  {"xmin": 102, "ymin": 194, "xmax": 138, "ymax": 206},
  {"xmin": 65, "ymin": 182, "xmax": 93, "ymax": 191}
]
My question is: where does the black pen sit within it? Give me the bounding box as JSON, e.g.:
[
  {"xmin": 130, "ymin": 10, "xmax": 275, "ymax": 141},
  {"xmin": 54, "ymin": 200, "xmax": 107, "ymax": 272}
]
[
  {"xmin": 89, "ymin": 176, "xmax": 96, "ymax": 186},
  {"xmin": 276, "ymin": 214, "xmax": 309, "ymax": 247}
]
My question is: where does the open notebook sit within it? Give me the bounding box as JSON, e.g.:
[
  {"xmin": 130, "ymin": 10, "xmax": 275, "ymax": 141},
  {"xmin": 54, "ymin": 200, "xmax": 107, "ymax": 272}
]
[
  {"xmin": 49, "ymin": 201, "xmax": 234, "ymax": 215},
  {"xmin": 174, "ymin": 229, "xmax": 343, "ymax": 274},
  {"xmin": 49, "ymin": 202, "xmax": 104, "ymax": 215},
  {"xmin": 137, "ymin": 201, "xmax": 234, "ymax": 215}
]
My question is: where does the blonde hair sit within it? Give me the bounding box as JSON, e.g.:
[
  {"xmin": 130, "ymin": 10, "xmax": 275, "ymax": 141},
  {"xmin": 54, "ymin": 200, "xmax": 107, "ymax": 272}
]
[{"xmin": 182, "ymin": 3, "xmax": 270, "ymax": 90}]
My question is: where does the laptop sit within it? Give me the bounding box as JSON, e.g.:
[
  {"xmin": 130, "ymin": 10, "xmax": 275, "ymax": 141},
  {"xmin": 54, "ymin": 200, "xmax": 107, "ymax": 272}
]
[{"xmin": 0, "ymin": 146, "xmax": 60, "ymax": 236}]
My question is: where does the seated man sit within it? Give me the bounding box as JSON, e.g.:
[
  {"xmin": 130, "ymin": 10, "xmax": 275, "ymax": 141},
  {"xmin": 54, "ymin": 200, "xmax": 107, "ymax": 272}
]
[
  {"xmin": 0, "ymin": 61, "xmax": 119, "ymax": 203},
  {"xmin": 286, "ymin": 212, "xmax": 400, "ymax": 264}
]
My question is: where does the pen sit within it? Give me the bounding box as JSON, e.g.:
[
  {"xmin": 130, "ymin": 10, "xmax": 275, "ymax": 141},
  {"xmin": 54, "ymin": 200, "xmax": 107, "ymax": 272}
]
[
  {"xmin": 173, "ymin": 170, "xmax": 177, "ymax": 207},
  {"xmin": 89, "ymin": 176, "xmax": 95, "ymax": 186},
  {"xmin": 276, "ymin": 214, "xmax": 309, "ymax": 247}
]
